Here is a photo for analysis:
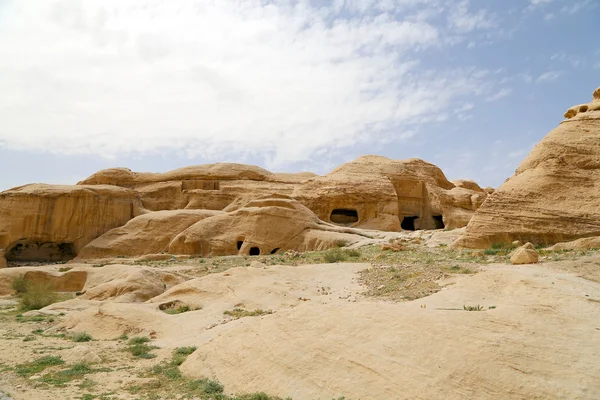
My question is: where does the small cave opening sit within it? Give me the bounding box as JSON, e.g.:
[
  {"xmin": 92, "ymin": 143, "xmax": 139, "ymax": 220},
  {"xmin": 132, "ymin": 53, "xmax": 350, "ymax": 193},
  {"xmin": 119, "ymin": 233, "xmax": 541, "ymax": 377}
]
[
  {"xmin": 6, "ymin": 241, "xmax": 76, "ymax": 262},
  {"xmin": 433, "ymin": 215, "xmax": 445, "ymax": 230},
  {"xmin": 401, "ymin": 216, "xmax": 418, "ymax": 231},
  {"xmin": 330, "ymin": 208, "xmax": 359, "ymax": 225},
  {"xmin": 236, "ymin": 240, "xmax": 244, "ymax": 251},
  {"xmin": 249, "ymin": 247, "xmax": 261, "ymax": 256},
  {"xmin": 270, "ymin": 248, "xmax": 280, "ymax": 254}
]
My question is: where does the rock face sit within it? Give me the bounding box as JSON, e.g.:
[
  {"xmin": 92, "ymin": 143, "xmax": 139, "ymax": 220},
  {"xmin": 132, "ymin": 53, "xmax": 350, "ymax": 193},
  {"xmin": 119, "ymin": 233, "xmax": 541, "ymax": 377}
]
[
  {"xmin": 0, "ymin": 157, "xmax": 488, "ymax": 263},
  {"xmin": 455, "ymin": 88, "xmax": 600, "ymax": 248},
  {"xmin": 0, "ymin": 185, "xmax": 140, "ymax": 264}
]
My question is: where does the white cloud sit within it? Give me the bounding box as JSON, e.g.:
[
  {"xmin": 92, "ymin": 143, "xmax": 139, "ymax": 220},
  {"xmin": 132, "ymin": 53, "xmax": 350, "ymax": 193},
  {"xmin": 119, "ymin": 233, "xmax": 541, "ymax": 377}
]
[
  {"xmin": 447, "ymin": 1, "xmax": 496, "ymax": 33},
  {"xmin": 561, "ymin": 0, "xmax": 594, "ymax": 14},
  {"xmin": 486, "ymin": 88, "xmax": 512, "ymax": 102},
  {"xmin": 0, "ymin": 0, "xmax": 504, "ymax": 168},
  {"xmin": 530, "ymin": 0, "xmax": 553, "ymax": 5},
  {"xmin": 536, "ymin": 70, "xmax": 563, "ymax": 83}
]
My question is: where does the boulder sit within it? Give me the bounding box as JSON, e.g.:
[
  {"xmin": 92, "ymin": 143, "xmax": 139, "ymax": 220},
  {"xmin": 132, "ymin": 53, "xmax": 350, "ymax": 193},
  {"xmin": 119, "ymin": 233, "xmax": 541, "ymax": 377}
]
[
  {"xmin": 77, "ymin": 209, "xmax": 223, "ymax": 259},
  {"xmin": 61, "ymin": 345, "xmax": 102, "ymax": 364},
  {"xmin": 510, "ymin": 244, "xmax": 539, "ymax": 265},
  {"xmin": 454, "ymin": 87, "xmax": 600, "ymax": 248},
  {"xmin": 548, "ymin": 236, "xmax": 600, "ymax": 251}
]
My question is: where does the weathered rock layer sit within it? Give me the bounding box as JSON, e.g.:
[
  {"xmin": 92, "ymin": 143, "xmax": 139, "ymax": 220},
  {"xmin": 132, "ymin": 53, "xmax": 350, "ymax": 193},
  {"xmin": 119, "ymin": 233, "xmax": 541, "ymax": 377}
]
[
  {"xmin": 0, "ymin": 157, "xmax": 488, "ymax": 264},
  {"xmin": 455, "ymin": 87, "xmax": 600, "ymax": 248}
]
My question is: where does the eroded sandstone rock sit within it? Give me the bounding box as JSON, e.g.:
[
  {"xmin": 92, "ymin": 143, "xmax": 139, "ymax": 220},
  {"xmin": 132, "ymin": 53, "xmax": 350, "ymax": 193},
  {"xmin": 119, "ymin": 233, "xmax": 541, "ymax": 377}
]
[{"xmin": 454, "ymin": 87, "xmax": 600, "ymax": 248}]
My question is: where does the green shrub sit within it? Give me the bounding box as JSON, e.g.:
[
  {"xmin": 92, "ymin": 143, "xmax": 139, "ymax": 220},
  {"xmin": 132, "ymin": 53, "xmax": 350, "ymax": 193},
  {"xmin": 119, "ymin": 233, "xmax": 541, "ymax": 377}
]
[
  {"xmin": 18, "ymin": 282, "xmax": 60, "ymax": 311},
  {"xmin": 323, "ymin": 248, "xmax": 347, "ymax": 263},
  {"xmin": 334, "ymin": 239, "xmax": 349, "ymax": 248},
  {"xmin": 344, "ymin": 249, "xmax": 361, "ymax": 258},
  {"xmin": 12, "ymin": 276, "xmax": 29, "ymax": 294},
  {"xmin": 463, "ymin": 304, "xmax": 484, "ymax": 311},
  {"xmin": 127, "ymin": 336, "xmax": 150, "ymax": 345},
  {"xmin": 16, "ymin": 355, "xmax": 64, "ymax": 376},
  {"xmin": 174, "ymin": 346, "xmax": 197, "ymax": 356},
  {"xmin": 72, "ymin": 332, "xmax": 93, "ymax": 342}
]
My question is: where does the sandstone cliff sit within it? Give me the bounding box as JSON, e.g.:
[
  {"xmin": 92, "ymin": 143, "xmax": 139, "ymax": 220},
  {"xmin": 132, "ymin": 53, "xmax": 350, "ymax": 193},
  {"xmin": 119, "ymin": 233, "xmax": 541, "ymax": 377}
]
[
  {"xmin": 0, "ymin": 184, "xmax": 140, "ymax": 264},
  {"xmin": 454, "ymin": 87, "xmax": 600, "ymax": 248},
  {"xmin": 0, "ymin": 157, "xmax": 488, "ymax": 264}
]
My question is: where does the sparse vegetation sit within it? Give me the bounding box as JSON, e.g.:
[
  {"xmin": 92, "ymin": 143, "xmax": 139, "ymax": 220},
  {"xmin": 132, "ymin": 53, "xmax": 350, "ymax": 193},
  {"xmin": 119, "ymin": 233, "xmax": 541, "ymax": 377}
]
[
  {"xmin": 15, "ymin": 355, "xmax": 65, "ymax": 377},
  {"xmin": 323, "ymin": 248, "xmax": 361, "ymax": 263},
  {"xmin": 126, "ymin": 336, "xmax": 158, "ymax": 359},
  {"xmin": 17, "ymin": 281, "xmax": 62, "ymax": 311},
  {"xmin": 140, "ymin": 348, "xmax": 292, "ymax": 399},
  {"xmin": 11, "ymin": 275, "xmax": 29, "ymax": 294},
  {"xmin": 463, "ymin": 305, "xmax": 484, "ymax": 311},
  {"xmin": 224, "ymin": 308, "xmax": 273, "ymax": 319},
  {"xmin": 40, "ymin": 363, "xmax": 112, "ymax": 386},
  {"xmin": 72, "ymin": 332, "xmax": 93, "ymax": 342},
  {"xmin": 334, "ymin": 239, "xmax": 349, "ymax": 248}
]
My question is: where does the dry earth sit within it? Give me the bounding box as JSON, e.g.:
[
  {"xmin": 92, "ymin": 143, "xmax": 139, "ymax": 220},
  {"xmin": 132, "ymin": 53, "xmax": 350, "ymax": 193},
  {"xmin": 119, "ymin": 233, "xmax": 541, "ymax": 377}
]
[{"xmin": 0, "ymin": 232, "xmax": 599, "ymax": 400}]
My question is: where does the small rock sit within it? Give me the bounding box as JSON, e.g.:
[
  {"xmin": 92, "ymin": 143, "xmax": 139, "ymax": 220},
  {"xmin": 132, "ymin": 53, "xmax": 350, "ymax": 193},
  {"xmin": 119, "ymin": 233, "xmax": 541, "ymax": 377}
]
[
  {"xmin": 512, "ymin": 240, "xmax": 523, "ymax": 247},
  {"xmin": 510, "ymin": 246, "xmax": 539, "ymax": 265},
  {"xmin": 62, "ymin": 345, "xmax": 102, "ymax": 364},
  {"xmin": 250, "ymin": 261, "xmax": 266, "ymax": 268},
  {"xmin": 471, "ymin": 250, "xmax": 485, "ymax": 257}
]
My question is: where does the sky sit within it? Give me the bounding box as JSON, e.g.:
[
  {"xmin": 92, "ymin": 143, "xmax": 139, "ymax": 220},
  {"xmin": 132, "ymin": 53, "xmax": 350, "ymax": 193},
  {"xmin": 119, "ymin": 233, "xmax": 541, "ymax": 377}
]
[{"xmin": 0, "ymin": 0, "xmax": 598, "ymax": 191}]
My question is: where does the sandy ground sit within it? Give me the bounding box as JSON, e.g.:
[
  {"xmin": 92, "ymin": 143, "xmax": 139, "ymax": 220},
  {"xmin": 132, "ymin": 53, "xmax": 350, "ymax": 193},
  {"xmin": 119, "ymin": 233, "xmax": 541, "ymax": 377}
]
[{"xmin": 0, "ymin": 251, "xmax": 599, "ymax": 400}]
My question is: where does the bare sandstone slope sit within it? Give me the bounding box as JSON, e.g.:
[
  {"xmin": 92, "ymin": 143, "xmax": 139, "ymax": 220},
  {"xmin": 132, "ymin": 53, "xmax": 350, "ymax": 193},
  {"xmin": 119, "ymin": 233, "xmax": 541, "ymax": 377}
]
[
  {"xmin": 454, "ymin": 87, "xmax": 600, "ymax": 248},
  {"xmin": 31, "ymin": 260, "xmax": 600, "ymax": 400}
]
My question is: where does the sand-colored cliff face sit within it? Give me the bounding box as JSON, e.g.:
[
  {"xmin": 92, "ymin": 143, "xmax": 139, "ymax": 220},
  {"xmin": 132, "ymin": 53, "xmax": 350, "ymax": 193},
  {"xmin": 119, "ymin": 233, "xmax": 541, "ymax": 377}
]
[
  {"xmin": 0, "ymin": 184, "xmax": 139, "ymax": 262},
  {"xmin": 0, "ymin": 157, "xmax": 488, "ymax": 264},
  {"xmin": 79, "ymin": 156, "xmax": 487, "ymax": 234},
  {"xmin": 455, "ymin": 88, "xmax": 600, "ymax": 248}
]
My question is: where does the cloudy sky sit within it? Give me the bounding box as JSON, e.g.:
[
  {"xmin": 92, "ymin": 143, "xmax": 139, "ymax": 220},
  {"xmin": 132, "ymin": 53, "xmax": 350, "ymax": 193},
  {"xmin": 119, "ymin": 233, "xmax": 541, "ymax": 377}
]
[{"xmin": 0, "ymin": 0, "xmax": 598, "ymax": 190}]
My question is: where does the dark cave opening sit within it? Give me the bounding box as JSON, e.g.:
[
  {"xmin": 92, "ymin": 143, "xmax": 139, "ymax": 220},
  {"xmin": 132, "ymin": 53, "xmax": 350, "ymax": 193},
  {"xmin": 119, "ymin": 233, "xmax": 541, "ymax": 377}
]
[
  {"xmin": 330, "ymin": 208, "xmax": 359, "ymax": 225},
  {"xmin": 401, "ymin": 216, "xmax": 418, "ymax": 231},
  {"xmin": 433, "ymin": 215, "xmax": 445, "ymax": 230},
  {"xmin": 6, "ymin": 241, "xmax": 76, "ymax": 262},
  {"xmin": 249, "ymin": 247, "xmax": 261, "ymax": 256}
]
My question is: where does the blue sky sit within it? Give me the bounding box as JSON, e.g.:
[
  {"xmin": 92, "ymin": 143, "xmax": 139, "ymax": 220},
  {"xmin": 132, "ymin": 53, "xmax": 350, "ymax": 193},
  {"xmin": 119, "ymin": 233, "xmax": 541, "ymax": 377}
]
[{"xmin": 0, "ymin": 0, "xmax": 598, "ymax": 191}]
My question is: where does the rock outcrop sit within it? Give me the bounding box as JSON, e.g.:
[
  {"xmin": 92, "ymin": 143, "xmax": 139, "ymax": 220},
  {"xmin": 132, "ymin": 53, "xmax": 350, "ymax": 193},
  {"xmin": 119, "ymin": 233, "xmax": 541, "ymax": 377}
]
[
  {"xmin": 0, "ymin": 185, "xmax": 140, "ymax": 264},
  {"xmin": 0, "ymin": 157, "xmax": 489, "ymax": 263},
  {"xmin": 454, "ymin": 88, "xmax": 600, "ymax": 248},
  {"xmin": 510, "ymin": 243, "xmax": 539, "ymax": 265}
]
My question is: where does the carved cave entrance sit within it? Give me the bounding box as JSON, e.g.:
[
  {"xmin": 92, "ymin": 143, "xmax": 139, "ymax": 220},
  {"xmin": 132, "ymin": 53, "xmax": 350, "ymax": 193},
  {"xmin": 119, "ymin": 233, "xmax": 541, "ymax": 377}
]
[
  {"xmin": 6, "ymin": 241, "xmax": 76, "ymax": 262},
  {"xmin": 330, "ymin": 209, "xmax": 359, "ymax": 225},
  {"xmin": 400, "ymin": 216, "xmax": 418, "ymax": 231},
  {"xmin": 433, "ymin": 215, "xmax": 445, "ymax": 230}
]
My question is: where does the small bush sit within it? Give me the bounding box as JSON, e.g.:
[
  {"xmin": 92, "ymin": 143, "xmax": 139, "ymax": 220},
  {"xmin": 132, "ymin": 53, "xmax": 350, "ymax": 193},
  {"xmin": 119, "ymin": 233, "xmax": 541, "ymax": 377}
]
[
  {"xmin": 164, "ymin": 305, "xmax": 191, "ymax": 315},
  {"xmin": 334, "ymin": 239, "xmax": 349, "ymax": 248},
  {"xmin": 174, "ymin": 346, "xmax": 197, "ymax": 356},
  {"xmin": 72, "ymin": 332, "xmax": 93, "ymax": 342},
  {"xmin": 463, "ymin": 304, "xmax": 484, "ymax": 311},
  {"xmin": 345, "ymin": 249, "xmax": 361, "ymax": 258},
  {"xmin": 128, "ymin": 343, "xmax": 157, "ymax": 358},
  {"xmin": 12, "ymin": 276, "xmax": 29, "ymax": 294},
  {"xmin": 323, "ymin": 248, "xmax": 347, "ymax": 263},
  {"xmin": 18, "ymin": 282, "xmax": 60, "ymax": 311},
  {"xmin": 127, "ymin": 336, "xmax": 150, "ymax": 345}
]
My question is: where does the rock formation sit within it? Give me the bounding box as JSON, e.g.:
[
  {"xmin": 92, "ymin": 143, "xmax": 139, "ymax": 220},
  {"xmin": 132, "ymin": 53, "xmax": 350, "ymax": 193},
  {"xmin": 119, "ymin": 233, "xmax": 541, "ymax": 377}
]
[
  {"xmin": 454, "ymin": 87, "xmax": 600, "ymax": 248},
  {"xmin": 0, "ymin": 157, "xmax": 488, "ymax": 264},
  {"xmin": 0, "ymin": 185, "xmax": 140, "ymax": 264}
]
